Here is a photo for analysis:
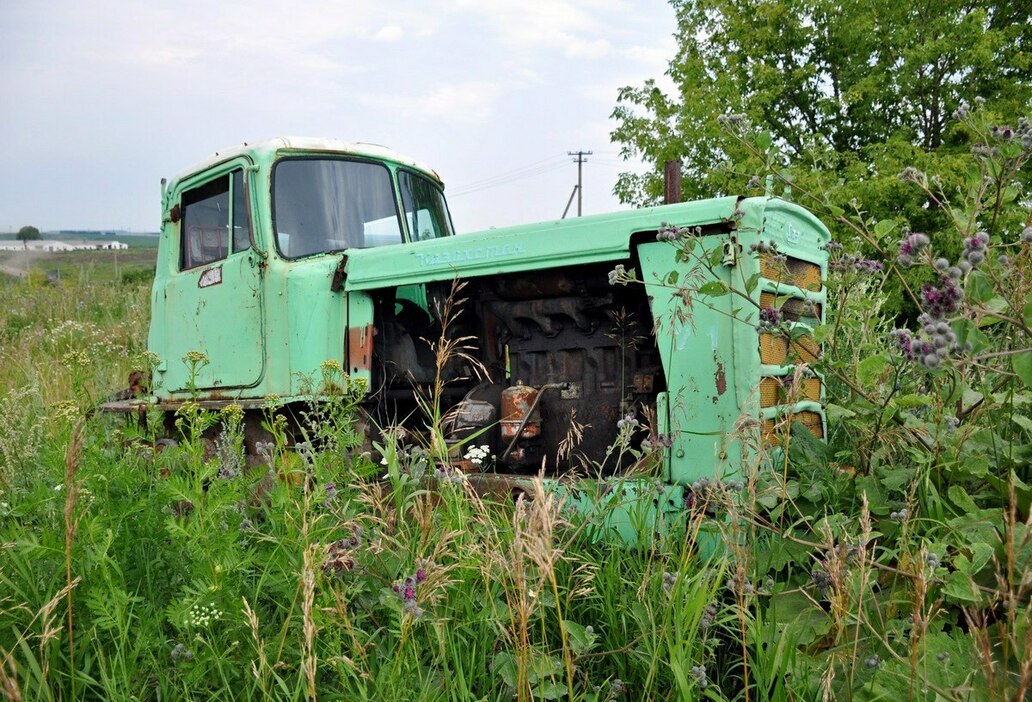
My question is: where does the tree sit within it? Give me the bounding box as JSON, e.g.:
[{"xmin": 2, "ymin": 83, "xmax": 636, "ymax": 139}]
[
  {"xmin": 611, "ymin": 0, "xmax": 1030, "ymax": 206},
  {"xmin": 611, "ymin": 0, "xmax": 1030, "ymax": 317},
  {"xmin": 16, "ymin": 225, "xmax": 41, "ymax": 248}
]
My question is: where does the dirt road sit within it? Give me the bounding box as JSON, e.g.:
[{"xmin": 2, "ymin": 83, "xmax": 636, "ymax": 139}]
[{"xmin": 0, "ymin": 249, "xmax": 43, "ymax": 278}]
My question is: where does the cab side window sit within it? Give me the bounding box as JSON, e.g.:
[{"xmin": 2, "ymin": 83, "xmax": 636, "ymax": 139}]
[{"xmin": 180, "ymin": 169, "xmax": 251, "ymax": 270}]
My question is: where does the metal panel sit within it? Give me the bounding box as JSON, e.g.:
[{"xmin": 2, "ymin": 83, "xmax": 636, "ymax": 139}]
[
  {"xmin": 342, "ymin": 197, "xmax": 742, "ymax": 292},
  {"xmin": 638, "ymin": 238, "xmax": 739, "ymax": 486}
]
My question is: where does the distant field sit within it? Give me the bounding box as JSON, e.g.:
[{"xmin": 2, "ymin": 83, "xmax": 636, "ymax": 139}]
[
  {"xmin": 0, "ymin": 247, "xmax": 156, "ymax": 283},
  {"xmin": 0, "ymin": 232, "xmax": 160, "ymax": 250}
]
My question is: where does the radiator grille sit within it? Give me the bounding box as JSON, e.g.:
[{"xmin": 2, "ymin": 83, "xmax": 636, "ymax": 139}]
[
  {"xmin": 762, "ymin": 411, "xmax": 824, "ymax": 440},
  {"xmin": 760, "ymin": 292, "xmax": 822, "ymax": 321},
  {"xmin": 760, "ymin": 254, "xmax": 822, "ymax": 292},
  {"xmin": 759, "ymin": 333, "xmax": 821, "ymax": 365},
  {"xmin": 759, "ymin": 377, "xmax": 821, "ymax": 407}
]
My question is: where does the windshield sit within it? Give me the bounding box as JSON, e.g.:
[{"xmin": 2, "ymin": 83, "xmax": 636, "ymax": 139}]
[
  {"xmin": 273, "ymin": 158, "xmax": 402, "ymax": 258},
  {"xmin": 398, "ymin": 169, "xmax": 454, "ymax": 241}
]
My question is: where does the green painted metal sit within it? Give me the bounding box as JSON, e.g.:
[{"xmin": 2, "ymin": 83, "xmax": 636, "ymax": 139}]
[
  {"xmin": 149, "ymin": 139, "xmax": 438, "ymax": 400},
  {"xmin": 638, "ymin": 238, "xmax": 740, "ymax": 486},
  {"xmin": 341, "ymin": 197, "xmax": 741, "ymax": 291},
  {"xmin": 144, "ymin": 139, "xmax": 830, "ymax": 517}
]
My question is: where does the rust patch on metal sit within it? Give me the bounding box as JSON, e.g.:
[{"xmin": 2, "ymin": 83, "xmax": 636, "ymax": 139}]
[
  {"xmin": 713, "ymin": 351, "xmax": 727, "ymax": 396},
  {"xmin": 128, "ymin": 370, "xmax": 146, "ymax": 396},
  {"xmin": 348, "ymin": 324, "xmax": 374, "ymax": 372},
  {"xmin": 633, "ymin": 372, "xmax": 654, "ymax": 393},
  {"xmin": 330, "ymin": 254, "xmax": 349, "ymax": 292},
  {"xmin": 465, "ymin": 473, "xmax": 535, "ymax": 502}
]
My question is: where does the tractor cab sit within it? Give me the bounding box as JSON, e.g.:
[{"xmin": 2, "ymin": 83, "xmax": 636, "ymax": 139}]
[{"xmin": 147, "ymin": 138, "xmax": 452, "ymax": 396}]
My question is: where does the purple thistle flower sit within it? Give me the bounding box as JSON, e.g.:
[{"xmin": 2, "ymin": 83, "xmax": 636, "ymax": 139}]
[{"xmin": 756, "ymin": 306, "xmax": 782, "ymax": 333}]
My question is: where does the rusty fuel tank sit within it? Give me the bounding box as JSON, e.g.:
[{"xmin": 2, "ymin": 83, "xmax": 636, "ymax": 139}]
[
  {"xmin": 501, "ymin": 381, "xmax": 541, "ymax": 441},
  {"xmin": 500, "ymin": 382, "xmax": 542, "ymax": 466}
]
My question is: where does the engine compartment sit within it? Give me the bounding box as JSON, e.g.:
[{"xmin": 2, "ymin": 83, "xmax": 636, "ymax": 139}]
[{"xmin": 367, "ymin": 262, "xmax": 666, "ymax": 474}]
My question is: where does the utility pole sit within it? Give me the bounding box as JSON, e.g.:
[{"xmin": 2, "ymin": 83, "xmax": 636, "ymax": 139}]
[{"xmin": 567, "ymin": 150, "xmax": 592, "ymax": 216}]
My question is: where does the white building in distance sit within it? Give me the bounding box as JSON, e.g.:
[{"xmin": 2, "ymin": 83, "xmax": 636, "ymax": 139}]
[{"xmin": 0, "ymin": 240, "xmax": 129, "ymax": 252}]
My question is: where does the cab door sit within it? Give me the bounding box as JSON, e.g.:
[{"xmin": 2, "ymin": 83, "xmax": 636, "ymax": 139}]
[{"xmin": 158, "ymin": 162, "xmax": 265, "ymax": 392}]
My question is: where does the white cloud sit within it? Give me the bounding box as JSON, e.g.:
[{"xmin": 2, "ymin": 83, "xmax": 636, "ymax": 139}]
[
  {"xmin": 445, "ymin": 0, "xmax": 615, "ymax": 57},
  {"xmin": 623, "ymin": 40, "xmax": 676, "ymax": 67},
  {"xmin": 563, "ymin": 36, "xmax": 612, "ymax": 59},
  {"xmin": 134, "ymin": 45, "xmax": 205, "ymax": 68},
  {"xmin": 360, "ymin": 81, "xmax": 502, "ymax": 123},
  {"xmin": 373, "ymin": 25, "xmax": 405, "ymax": 41},
  {"xmin": 577, "ymin": 83, "xmax": 622, "ymax": 103}
]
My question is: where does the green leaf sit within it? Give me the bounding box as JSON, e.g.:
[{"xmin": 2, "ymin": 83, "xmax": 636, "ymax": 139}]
[
  {"xmin": 535, "ymin": 681, "xmax": 568, "ymax": 700},
  {"xmin": 857, "ymin": 353, "xmax": 888, "ymax": 386},
  {"xmin": 825, "ymin": 403, "xmax": 856, "ymax": 422},
  {"xmin": 976, "ymin": 296, "xmax": 1008, "ymax": 327},
  {"xmin": 756, "ymin": 131, "xmax": 772, "ymax": 151},
  {"xmin": 1023, "ymin": 295, "xmax": 1032, "ymax": 328},
  {"xmin": 856, "ymin": 474, "xmax": 887, "ymax": 510},
  {"xmin": 770, "ymin": 591, "xmax": 831, "ymax": 645},
  {"xmin": 1013, "ymin": 351, "xmax": 1032, "ymax": 388},
  {"xmin": 943, "ymin": 571, "xmax": 982, "ymax": 603},
  {"xmin": 526, "ymin": 654, "xmax": 562, "ymax": 684},
  {"xmin": 878, "ymin": 467, "xmax": 915, "ymax": 492},
  {"xmin": 698, "ymin": 280, "xmax": 730, "ymax": 296},
  {"xmin": 562, "ymin": 620, "xmax": 595, "ymax": 656},
  {"xmin": 952, "ymin": 319, "xmax": 989, "ymax": 354},
  {"xmin": 758, "ymin": 537, "xmax": 812, "ymax": 572},
  {"xmin": 969, "ymin": 542, "xmax": 993, "ymax": 573},
  {"xmin": 744, "ymin": 272, "xmax": 761, "ymax": 295},
  {"xmin": 965, "ymin": 271, "xmax": 994, "ymax": 304},
  {"xmin": 892, "ymin": 394, "xmax": 931, "ymax": 409},
  {"xmin": 1013, "ymin": 414, "xmax": 1032, "ymax": 433},
  {"xmin": 880, "ymin": 403, "xmax": 898, "ymax": 426},
  {"xmin": 952, "ymin": 553, "xmax": 973, "ymax": 574},
  {"xmin": 854, "ymin": 682, "xmax": 900, "ymax": 701},
  {"xmin": 873, "ymin": 219, "xmax": 896, "ymax": 240},
  {"xmin": 810, "ymin": 323, "xmax": 830, "ymax": 344},
  {"xmin": 666, "ymin": 270, "xmax": 679, "ymax": 285},
  {"xmin": 491, "ymin": 651, "xmax": 517, "ymax": 688},
  {"xmin": 947, "ymin": 485, "xmax": 978, "ymax": 514}
]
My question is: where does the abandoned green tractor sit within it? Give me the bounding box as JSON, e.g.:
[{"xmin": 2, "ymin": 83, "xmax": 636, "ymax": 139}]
[{"xmin": 103, "ymin": 138, "xmax": 829, "ymax": 532}]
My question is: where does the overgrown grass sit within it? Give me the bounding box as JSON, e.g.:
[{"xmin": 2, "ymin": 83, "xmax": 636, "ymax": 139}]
[
  {"xmin": 0, "ymin": 278, "xmax": 724, "ymax": 699},
  {"xmin": 1, "ymin": 104, "xmax": 1030, "ymax": 700}
]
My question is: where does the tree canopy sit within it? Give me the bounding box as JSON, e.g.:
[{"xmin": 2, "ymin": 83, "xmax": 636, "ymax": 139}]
[
  {"xmin": 611, "ymin": 0, "xmax": 1031, "ymax": 207},
  {"xmin": 16, "ymin": 225, "xmax": 41, "ymax": 243}
]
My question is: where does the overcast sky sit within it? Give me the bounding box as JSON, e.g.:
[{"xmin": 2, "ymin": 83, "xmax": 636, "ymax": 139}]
[{"xmin": 0, "ymin": 0, "xmax": 677, "ymax": 234}]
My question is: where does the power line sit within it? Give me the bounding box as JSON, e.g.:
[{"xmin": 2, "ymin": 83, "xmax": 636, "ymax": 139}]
[
  {"xmin": 448, "ymin": 154, "xmax": 568, "ymax": 195},
  {"xmin": 451, "ymin": 155, "xmax": 566, "ymax": 190},
  {"xmin": 449, "ymin": 160, "xmax": 569, "ymax": 197}
]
